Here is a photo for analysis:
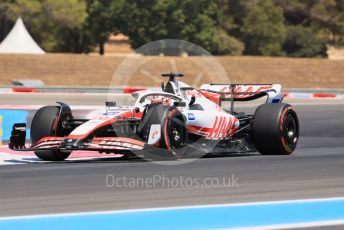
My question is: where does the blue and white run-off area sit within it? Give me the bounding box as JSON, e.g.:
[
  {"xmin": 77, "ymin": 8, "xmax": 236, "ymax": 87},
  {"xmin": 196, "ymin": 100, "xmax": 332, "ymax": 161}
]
[{"xmin": 1, "ymin": 197, "xmax": 344, "ymax": 230}]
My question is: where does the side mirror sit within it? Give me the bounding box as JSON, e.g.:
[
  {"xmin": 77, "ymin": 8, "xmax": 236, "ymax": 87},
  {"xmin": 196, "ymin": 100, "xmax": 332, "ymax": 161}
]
[
  {"xmin": 105, "ymin": 101, "xmax": 116, "ymax": 107},
  {"xmin": 189, "ymin": 96, "xmax": 196, "ymax": 106},
  {"xmin": 173, "ymin": 101, "xmax": 186, "ymax": 107}
]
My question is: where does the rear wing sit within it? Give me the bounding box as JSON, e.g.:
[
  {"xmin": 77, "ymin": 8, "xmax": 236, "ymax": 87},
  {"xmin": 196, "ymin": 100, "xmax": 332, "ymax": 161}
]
[{"xmin": 199, "ymin": 84, "xmax": 283, "ymax": 104}]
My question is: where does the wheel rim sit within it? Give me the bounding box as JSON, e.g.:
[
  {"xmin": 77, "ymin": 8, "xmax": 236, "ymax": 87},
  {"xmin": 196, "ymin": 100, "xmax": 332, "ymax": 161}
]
[
  {"xmin": 168, "ymin": 117, "xmax": 186, "ymax": 150},
  {"xmin": 282, "ymin": 112, "xmax": 298, "ymax": 150}
]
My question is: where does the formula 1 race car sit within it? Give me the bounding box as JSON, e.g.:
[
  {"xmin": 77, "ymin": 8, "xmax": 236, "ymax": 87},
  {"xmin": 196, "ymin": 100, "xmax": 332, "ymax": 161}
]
[{"xmin": 9, "ymin": 73, "xmax": 299, "ymax": 161}]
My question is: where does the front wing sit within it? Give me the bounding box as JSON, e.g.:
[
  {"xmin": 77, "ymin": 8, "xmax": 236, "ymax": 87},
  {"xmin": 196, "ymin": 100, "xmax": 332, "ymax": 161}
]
[
  {"xmin": 9, "ymin": 123, "xmax": 145, "ymax": 152},
  {"xmin": 10, "ymin": 135, "xmax": 144, "ymax": 154},
  {"xmin": 32, "ymin": 137, "xmax": 144, "ymax": 151}
]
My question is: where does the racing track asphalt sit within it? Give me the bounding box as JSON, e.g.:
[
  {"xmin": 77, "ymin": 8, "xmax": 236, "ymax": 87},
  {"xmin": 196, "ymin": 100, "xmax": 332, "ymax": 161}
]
[{"xmin": 0, "ymin": 97, "xmax": 344, "ymax": 221}]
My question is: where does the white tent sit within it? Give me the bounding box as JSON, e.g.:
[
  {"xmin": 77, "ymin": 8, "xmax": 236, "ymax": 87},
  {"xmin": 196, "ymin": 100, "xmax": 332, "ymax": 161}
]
[{"xmin": 0, "ymin": 17, "xmax": 45, "ymax": 54}]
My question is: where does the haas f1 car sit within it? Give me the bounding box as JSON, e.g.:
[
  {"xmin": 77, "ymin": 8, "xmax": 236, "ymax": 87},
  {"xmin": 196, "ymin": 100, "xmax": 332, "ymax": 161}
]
[{"xmin": 9, "ymin": 73, "xmax": 299, "ymax": 161}]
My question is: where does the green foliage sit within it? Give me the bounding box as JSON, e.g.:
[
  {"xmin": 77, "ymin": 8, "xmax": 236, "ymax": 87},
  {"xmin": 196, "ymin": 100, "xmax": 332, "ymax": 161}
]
[
  {"xmin": 86, "ymin": 0, "xmax": 114, "ymax": 54},
  {"xmin": 4, "ymin": 0, "xmax": 87, "ymax": 51},
  {"xmin": 54, "ymin": 26, "xmax": 94, "ymax": 53},
  {"xmin": 112, "ymin": 0, "xmax": 243, "ymax": 55},
  {"xmin": 211, "ymin": 29, "xmax": 244, "ymax": 55},
  {"xmin": 241, "ymin": 0, "xmax": 286, "ymax": 56},
  {"xmin": 0, "ymin": 0, "xmax": 14, "ymax": 41},
  {"xmin": 283, "ymin": 26, "xmax": 327, "ymax": 57},
  {"xmin": 111, "ymin": 0, "xmax": 169, "ymax": 51},
  {"xmin": 1, "ymin": 0, "xmax": 342, "ymax": 56},
  {"xmin": 274, "ymin": 0, "xmax": 344, "ymax": 45}
]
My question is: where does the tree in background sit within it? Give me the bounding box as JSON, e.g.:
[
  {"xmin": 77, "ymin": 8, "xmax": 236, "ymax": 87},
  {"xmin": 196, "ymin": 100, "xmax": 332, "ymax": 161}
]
[
  {"xmin": 0, "ymin": 0, "xmax": 13, "ymax": 42},
  {"xmin": 175, "ymin": 0, "xmax": 244, "ymax": 55},
  {"xmin": 274, "ymin": 0, "xmax": 344, "ymax": 46},
  {"xmin": 4, "ymin": 0, "xmax": 87, "ymax": 52},
  {"xmin": 112, "ymin": 0, "xmax": 244, "ymax": 55},
  {"xmin": 241, "ymin": 0, "xmax": 286, "ymax": 56},
  {"xmin": 55, "ymin": 0, "xmax": 116, "ymax": 54},
  {"xmin": 86, "ymin": 0, "xmax": 114, "ymax": 55},
  {"xmin": 283, "ymin": 25, "xmax": 327, "ymax": 57},
  {"xmin": 111, "ymin": 0, "xmax": 169, "ymax": 53},
  {"xmin": 0, "ymin": 0, "xmax": 343, "ymax": 56}
]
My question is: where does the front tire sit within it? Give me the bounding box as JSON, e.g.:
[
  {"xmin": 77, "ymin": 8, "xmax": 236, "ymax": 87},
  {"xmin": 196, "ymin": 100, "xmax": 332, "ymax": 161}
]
[
  {"xmin": 162, "ymin": 107, "xmax": 188, "ymax": 158},
  {"xmin": 31, "ymin": 106, "xmax": 71, "ymax": 161},
  {"xmin": 139, "ymin": 105, "xmax": 188, "ymax": 160},
  {"xmin": 252, "ymin": 103, "xmax": 299, "ymax": 155}
]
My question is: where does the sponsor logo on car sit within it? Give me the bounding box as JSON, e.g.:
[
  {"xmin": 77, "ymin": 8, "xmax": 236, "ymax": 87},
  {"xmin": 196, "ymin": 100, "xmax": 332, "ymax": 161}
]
[
  {"xmin": 102, "ymin": 111, "xmax": 120, "ymax": 116},
  {"xmin": 188, "ymin": 113, "xmax": 195, "ymax": 121}
]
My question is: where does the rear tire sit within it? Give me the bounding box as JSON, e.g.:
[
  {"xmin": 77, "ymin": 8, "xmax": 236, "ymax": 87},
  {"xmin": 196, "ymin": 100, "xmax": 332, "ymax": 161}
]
[
  {"xmin": 31, "ymin": 106, "xmax": 71, "ymax": 161},
  {"xmin": 252, "ymin": 103, "xmax": 299, "ymax": 155}
]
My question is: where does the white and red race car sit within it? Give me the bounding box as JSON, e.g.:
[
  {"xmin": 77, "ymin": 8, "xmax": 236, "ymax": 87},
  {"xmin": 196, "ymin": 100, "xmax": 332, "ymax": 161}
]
[{"xmin": 9, "ymin": 73, "xmax": 299, "ymax": 161}]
